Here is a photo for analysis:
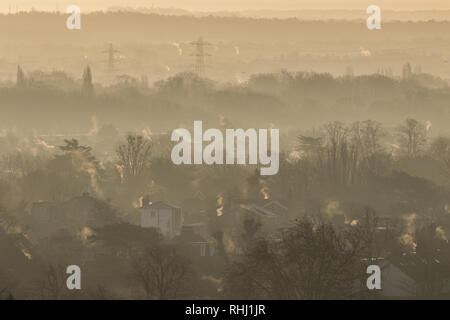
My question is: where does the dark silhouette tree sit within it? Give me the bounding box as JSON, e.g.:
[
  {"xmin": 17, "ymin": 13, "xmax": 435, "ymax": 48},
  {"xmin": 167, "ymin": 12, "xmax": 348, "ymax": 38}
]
[
  {"xmin": 223, "ymin": 217, "xmax": 367, "ymax": 299},
  {"xmin": 82, "ymin": 65, "xmax": 94, "ymax": 98},
  {"xmin": 116, "ymin": 134, "xmax": 152, "ymax": 182},
  {"xmin": 402, "ymin": 62, "xmax": 412, "ymax": 80},
  {"xmin": 132, "ymin": 243, "xmax": 189, "ymax": 299},
  {"xmin": 36, "ymin": 264, "xmax": 66, "ymax": 300},
  {"xmin": 397, "ymin": 118, "xmax": 427, "ymax": 158},
  {"xmin": 430, "ymin": 136, "xmax": 450, "ymax": 179},
  {"xmin": 16, "ymin": 65, "xmax": 26, "ymax": 88}
]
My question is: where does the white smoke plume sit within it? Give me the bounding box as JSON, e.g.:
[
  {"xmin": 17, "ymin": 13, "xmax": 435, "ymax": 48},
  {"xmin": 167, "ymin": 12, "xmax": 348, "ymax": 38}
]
[
  {"xmin": 436, "ymin": 226, "xmax": 448, "ymax": 242},
  {"xmin": 172, "ymin": 42, "xmax": 183, "ymax": 56},
  {"xmin": 142, "ymin": 127, "xmax": 153, "ymax": 141},
  {"xmin": 71, "ymin": 149, "xmax": 102, "ymax": 197},
  {"xmin": 35, "ymin": 138, "xmax": 56, "ymax": 150},
  {"xmin": 115, "ymin": 164, "xmax": 124, "ymax": 183},
  {"xmin": 445, "ymin": 204, "xmax": 450, "ymax": 214},
  {"xmin": 21, "ymin": 248, "xmax": 32, "ymax": 260},
  {"xmin": 216, "ymin": 194, "xmax": 224, "ymax": 216},
  {"xmin": 78, "ymin": 226, "xmax": 94, "ymax": 245},
  {"xmin": 359, "ymin": 46, "xmax": 372, "ymax": 57},
  {"xmin": 260, "ymin": 187, "xmax": 269, "ymax": 200},
  {"xmin": 324, "ymin": 199, "xmax": 344, "ymax": 216},
  {"xmin": 287, "ymin": 150, "xmax": 302, "ymax": 163},
  {"xmin": 88, "ymin": 116, "xmax": 99, "ymax": 136},
  {"xmin": 399, "ymin": 234, "xmax": 417, "ymax": 251},
  {"xmin": 399, "ymin": 213, "xmax": 417, "ymax": 251},
  {"xmin": 345, "ymin": 218, "xmax": 359, "ymax": 226}
]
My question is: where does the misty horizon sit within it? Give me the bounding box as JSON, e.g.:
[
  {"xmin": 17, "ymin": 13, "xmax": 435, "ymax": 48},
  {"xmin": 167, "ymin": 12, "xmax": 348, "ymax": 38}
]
[{"xmin": 2, "ymin": 0, "xmax": 450, "ymax": 13}]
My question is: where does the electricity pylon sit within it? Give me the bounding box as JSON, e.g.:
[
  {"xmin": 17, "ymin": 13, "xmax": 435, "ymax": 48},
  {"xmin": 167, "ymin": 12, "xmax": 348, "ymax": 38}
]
[
  {"xmin": 190, "ymin": 37, "xmax": 211, "ymax": 77},
  {"xmin": 103, "ymin": 43, "xmax": 120, "ymax": 73}
]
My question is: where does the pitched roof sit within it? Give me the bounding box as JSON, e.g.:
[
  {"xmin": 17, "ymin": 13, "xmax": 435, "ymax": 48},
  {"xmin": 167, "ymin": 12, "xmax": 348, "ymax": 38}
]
[
  {"xmin": 149, "ymin": 201, "xmax": 181, "ymax": 210},
  {"xmin": 239, "ymin": 203, "xmax": 277, "ymax": 218}
]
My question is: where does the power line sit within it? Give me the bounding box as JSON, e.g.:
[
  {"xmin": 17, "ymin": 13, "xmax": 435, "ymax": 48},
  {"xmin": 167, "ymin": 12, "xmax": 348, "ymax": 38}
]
[{"xmin": 102, "ymin": 43, "xmax": 120, "ymax": 73}]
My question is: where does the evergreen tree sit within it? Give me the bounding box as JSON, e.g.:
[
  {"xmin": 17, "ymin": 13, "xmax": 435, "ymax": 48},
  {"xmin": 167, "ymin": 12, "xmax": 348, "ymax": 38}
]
[
  {"xmin": 82, "ymin": 65, "xmax": 94, "ymax": 97},
  {"xmin": 16, "ymin": 65, "xmax": 26, "ymax": 88},
  {"xmin": 402, "ymin": 62, "xmax": 412, "ymax": 80}
]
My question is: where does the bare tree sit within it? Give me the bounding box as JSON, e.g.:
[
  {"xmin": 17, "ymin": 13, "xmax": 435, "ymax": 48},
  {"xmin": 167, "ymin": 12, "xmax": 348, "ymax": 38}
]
[
  {"xmin": 295, "ymin": 121, "xmax": 389, "ymax": 189},
  {"xmin": 430, "ymin": 136, "xmax": 450, "ymax": 179},
  {"xmin": 297, "ymin": 123, "xmax": 356, "ymax": 186},
  {"xmin": 1, "ymin": 152, "xmax": 41, "ymax": 178},
  {"xmin": 281, "ymin": 218, "xmax": 365, "ymax": 299},
  {"xmin": 132, "ymin": 243, "xmax": 189, "ymax": 299},
  {"xmin": 404, "ymin": 223, "xmax": 450, "ymax": 298},
  {"xmin": 36, "ymin": 264, "xmax": 66, "ymax": 300},
  {"xmin": 82, "ymin": 65, "xmax": 94, "ymax": 98},
  {"xmin": 397, "ymin": 118, "xmax": 427, "ymax": 158},
  {"xmin": 351, "ymin": 120, "xmax": 389, "ymax": 179},
  {"xmin": 0, "ymin": 268, "xmax": 16, "ymax": 300},
  {"xmin": 323, "ymin": 121, "xmax": 357, "ymax": 185},
  {"xmin": 402, "ymin": 62, "xmax": 412, "ymax": 80},
  {"xmin": 352, "ymin": 120, "xmax": 384, "ymax": 160},
  {"xmin": 223, "ymin": 239, "xmax": 291, "ymax": 299},
  {"xmin": 116, "ymin": 134, "xmax": 152, "ymax": 182},
  {"xmin": 223, "ymin": 217, "xmax": 366, "ymax": 299},
  {"xmin": 16, "ymin": 65, "xmax": 27, "ymax": 88}
]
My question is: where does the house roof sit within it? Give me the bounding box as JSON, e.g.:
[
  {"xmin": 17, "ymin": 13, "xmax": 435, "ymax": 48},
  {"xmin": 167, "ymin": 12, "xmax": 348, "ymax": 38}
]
[
  {"xmin": 262, "ymin": 200, "xmax": 288, "ymax": 211},
  {"xmin": 239, "ymin": 204, "xmax": 277, "ymax": 218},
  {"xmin": 235, "ymin": 199, "xmax": 288, "ymax": 216},
  {"xmin": 236, "ymin": 199, "xmax": 288, "ymax": 218},
  {"xmin": 149, "ymin": 201, "xmax": 181, "ymax": 210},
  {"xmin": 173, "ymin": 226, "xmax": 211, "ymax": 244},
  {"xmin": 183, "ymin": 222, "xmax": 207, "ymax": 227}
]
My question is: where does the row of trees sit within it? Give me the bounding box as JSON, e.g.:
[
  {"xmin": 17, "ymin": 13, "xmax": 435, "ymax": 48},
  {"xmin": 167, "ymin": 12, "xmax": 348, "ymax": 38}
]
[
  {"xmin": 294, "ymin": 118, "xmax": 445, "ymax": 188},
  {"xmin": 16, "ymin": 65, "xmax": 94, "ymax": 98}
]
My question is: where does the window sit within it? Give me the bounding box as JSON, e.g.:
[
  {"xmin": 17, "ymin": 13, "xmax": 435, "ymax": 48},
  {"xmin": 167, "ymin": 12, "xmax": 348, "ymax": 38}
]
[{"xmin": 200, "ymin": 243, "xmax": 206, "ymax": 257}]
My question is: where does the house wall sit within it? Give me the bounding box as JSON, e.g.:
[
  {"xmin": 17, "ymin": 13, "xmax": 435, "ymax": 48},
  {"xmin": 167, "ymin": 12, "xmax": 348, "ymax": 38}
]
[
  {"xmin": 140, "ymin": 207, "xmax": 182, "ymax": 238},
  {"xmin": 140, "ymin": 208, "xmax": 157, "ymax": 229},
  {"xmin": 158, "ymin": 208, "xmax": 173, "ymax": 237}
]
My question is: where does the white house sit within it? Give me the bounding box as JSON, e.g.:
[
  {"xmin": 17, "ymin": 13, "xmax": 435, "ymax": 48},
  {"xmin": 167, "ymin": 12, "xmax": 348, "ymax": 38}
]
[{"xmin": 139, "ymin": 201, "xmax": 183, "ymax": 238}]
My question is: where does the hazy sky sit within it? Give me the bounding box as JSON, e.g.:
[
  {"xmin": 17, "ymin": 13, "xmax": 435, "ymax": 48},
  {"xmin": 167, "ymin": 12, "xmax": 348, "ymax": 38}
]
[{"xmin": 3, "ymin": 0, "xmax": 450, "ymax": 12}]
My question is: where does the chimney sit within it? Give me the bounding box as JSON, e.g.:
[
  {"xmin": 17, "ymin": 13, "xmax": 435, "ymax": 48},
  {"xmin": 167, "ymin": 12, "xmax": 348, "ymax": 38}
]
[{"xmin": 142, "ymin": 195, "xmax": 150, "ymax": 208}]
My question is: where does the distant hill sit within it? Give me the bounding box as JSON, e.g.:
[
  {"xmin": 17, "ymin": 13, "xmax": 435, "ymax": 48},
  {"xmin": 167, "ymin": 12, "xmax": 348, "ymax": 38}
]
[
  {"xmin": 108, "ymin": 7, "xmax": 450, "ymax": 21},
  {"xmin": 1, "ymin": 11, "xmax": 450, "ymax": 45}
]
